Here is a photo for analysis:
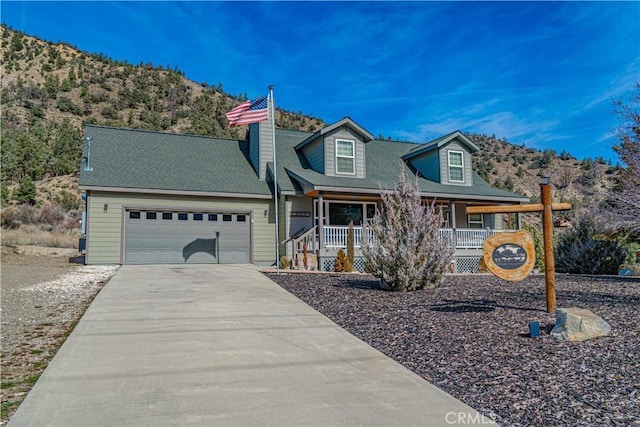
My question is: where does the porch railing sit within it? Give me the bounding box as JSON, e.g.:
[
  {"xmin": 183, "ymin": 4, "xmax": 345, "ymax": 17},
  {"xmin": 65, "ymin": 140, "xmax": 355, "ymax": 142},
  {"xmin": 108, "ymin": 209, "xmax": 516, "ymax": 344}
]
[
  {"xmin": 292, "ymin": 225, "xmax": 318, "ymax": 254},
  {"xmin": 323, "ymin": 226, "xmax": 373, "ymax": 248},
  {"xmin": 322, "ymin": 226, "xmax": 509, "ymax": 250}
]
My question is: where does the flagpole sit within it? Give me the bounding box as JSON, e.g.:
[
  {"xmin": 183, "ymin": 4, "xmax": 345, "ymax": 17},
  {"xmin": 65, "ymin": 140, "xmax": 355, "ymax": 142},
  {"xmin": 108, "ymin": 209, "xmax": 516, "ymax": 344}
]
[{"xmin": 269, "ymin": 85, "xmax": 280, "ymax": 273}]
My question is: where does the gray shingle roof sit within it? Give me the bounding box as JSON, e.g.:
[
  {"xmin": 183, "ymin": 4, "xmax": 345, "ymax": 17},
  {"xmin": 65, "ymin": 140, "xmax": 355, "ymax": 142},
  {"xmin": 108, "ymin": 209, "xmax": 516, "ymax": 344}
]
[
  {"xmin": 79, "ymin": 124, "xmax": 527, "ymax": 203},
  {"xmin": 272, "ymin": 129, "xmax": 528, "ymax": 202},
  {"xmin": 78, "ymin": 125, "xmax": 271, "ymax": 196}
]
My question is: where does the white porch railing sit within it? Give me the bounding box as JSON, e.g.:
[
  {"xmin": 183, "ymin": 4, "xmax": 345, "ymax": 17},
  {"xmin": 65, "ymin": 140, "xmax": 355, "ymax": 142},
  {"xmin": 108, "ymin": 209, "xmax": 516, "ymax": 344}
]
[
  {"xmin": 323, "ymin": 226, "xmax": 507, "ymax": 250},
  {"xmin": 323, "ymin": 226, "xmax": 373, "ymax": 248},
  {"xmin": 440, "ymin": 228, "xmax": 494, "ymax": 249}
]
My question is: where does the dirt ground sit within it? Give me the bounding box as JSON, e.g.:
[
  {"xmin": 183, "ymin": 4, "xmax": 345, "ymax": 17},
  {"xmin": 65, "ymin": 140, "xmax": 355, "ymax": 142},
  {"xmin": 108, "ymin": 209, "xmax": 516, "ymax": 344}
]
[{"xmin": 0, "ymin": 246, "xmax": 118, "ymax": 425}]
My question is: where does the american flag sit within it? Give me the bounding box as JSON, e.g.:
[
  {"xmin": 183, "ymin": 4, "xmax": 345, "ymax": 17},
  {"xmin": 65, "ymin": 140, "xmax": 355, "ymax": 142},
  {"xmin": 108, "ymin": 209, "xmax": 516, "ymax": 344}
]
[{"xmin": 226, "ymin": 96, "xmax": 269, "ymax": 127}]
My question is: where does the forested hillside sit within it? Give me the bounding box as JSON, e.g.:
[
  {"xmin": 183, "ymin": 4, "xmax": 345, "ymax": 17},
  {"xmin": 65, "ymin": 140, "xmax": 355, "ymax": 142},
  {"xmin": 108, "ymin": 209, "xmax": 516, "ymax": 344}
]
[
  {"xmin": 0, "ymin": 25, "xmax": 620, "ymax": 213},
  {"xmin": 468, "ymin": 134, "xmax": 619, "ymax": 210},
  {"xmin": 0, "ymin": 25, "xmax": 324, "ymax": 206}
]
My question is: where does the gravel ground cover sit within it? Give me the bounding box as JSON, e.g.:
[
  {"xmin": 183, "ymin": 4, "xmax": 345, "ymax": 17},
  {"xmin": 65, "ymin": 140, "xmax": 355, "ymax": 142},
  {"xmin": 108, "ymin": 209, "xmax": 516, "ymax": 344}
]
[
  {"xmin": 0, "ymin": 246, "xmax": 118, "ymax": 425},
  {"xmin": 267, "ymin": 272, "xmax": 640, "ymax": 427}
]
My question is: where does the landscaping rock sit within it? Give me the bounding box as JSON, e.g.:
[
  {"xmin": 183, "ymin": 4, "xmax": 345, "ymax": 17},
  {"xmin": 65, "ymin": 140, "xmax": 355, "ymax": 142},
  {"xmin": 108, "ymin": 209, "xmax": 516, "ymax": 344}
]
[
  {"xmin": 550, "ymin": 307, "xmax": 612, "ymax": 342},
  {"xmin": 268, "ymin": 273, "xmax": 640, "ymax": 426}
]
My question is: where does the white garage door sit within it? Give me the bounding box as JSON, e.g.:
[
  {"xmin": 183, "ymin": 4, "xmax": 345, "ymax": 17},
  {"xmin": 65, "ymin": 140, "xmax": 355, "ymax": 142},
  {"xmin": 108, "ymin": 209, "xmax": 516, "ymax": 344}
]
[{"xmin": 124, "ymin": 210, "xmax": 251, "ymax": 264}]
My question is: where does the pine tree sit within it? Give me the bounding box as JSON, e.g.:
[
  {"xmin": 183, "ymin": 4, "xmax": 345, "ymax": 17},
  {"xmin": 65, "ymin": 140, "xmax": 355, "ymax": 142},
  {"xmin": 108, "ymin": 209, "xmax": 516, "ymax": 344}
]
[
  {"xmin": 14, "ymin": 175, "xmax": 37, "ymax": 205},
  {"xmin": 1, "ymin": 178, "xmax": 10, "ymax": 207}
]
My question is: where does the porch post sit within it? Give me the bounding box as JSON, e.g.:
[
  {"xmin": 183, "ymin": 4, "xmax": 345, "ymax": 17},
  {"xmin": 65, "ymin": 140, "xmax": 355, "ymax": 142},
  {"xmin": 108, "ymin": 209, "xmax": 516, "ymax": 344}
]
[
  {"xmin": 449, "ymin": 201, "xmax": 456, "ymax": 228},
  {"xmin": 449, "ymin": 201, "xmax": 457, "ymax": 250},
  {"xmin": 318, "ymin": 191, "xmax": 324, "ymax": 251}
]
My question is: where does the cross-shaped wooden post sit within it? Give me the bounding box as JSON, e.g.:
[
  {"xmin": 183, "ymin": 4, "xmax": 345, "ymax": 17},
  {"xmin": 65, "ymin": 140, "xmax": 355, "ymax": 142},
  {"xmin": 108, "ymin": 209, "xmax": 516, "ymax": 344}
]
[{"xmin": 466, "ymin": 175, "xmax": 571, "ymax": 313}]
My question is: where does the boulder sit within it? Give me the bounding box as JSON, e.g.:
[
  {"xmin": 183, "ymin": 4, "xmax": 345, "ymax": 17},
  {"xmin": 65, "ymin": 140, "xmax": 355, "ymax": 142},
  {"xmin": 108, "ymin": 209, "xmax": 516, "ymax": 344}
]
[{"xmin": 550, "ymin": 308, "xmax": 611, "ymax": 342}]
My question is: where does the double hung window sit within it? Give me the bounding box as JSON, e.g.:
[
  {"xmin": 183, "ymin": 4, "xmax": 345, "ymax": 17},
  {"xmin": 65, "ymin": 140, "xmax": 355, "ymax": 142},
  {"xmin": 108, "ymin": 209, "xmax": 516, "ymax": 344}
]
[
  {"xmin": 336, "ymin": 139, "xmax": 355, "ymax": 174},
  {"xmin": 448, "ymin": 151, "xmax": 464, "ymax": 183},
  {"xmin": 468, "ymin": 213, "xmax": 484, "ymax": 229}
]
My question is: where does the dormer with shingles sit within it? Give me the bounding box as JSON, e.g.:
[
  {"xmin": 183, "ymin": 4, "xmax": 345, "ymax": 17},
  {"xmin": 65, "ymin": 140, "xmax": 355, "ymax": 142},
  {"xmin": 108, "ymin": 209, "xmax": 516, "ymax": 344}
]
[
  {"xmin": 403, "ymin": 130, "xmax": 479, "ymax": 187},
  {"xmin": 294, "ymin": 117, "xmax": 374, "ymax": 179}
]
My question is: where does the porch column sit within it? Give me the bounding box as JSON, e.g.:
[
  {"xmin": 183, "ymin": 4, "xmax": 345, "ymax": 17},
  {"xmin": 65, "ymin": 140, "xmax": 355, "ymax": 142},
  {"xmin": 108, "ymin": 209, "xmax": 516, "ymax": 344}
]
[
  {"xmin": 449, "ymin": 201, "xmax": 457, "ymax": 250},
  {"xmin": 449, "ymin": 201, "xmax": 457, "ymax": 228},
  {"xmin": 318, "ymin": 191, "xmax": 324, "ymax": 251}
]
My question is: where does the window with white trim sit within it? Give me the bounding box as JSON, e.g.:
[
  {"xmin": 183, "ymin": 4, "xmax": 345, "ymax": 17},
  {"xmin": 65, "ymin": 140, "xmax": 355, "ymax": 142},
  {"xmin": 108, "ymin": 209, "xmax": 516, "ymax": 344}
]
[
  {"xmin": 448, "ymin": 150, "xmax": 464, "ymax": 183},
  {"xmin": 468, "ymin": 213, "xmax": 484, "ymax": 229},
  {"xmin": 336, "ymin": 139, "xmax": 355, "ymax": 174}
]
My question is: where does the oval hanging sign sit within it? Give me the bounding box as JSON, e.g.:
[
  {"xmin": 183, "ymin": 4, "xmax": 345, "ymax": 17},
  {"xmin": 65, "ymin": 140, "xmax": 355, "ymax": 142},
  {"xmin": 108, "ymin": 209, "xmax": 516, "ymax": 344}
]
[
  {"xmin": 492, "ymin": 244, "xmax": 528, "ymax": 270},
  {"xmin": 483, "ymin": 231, "xmax": 535, "ymax": 281}
]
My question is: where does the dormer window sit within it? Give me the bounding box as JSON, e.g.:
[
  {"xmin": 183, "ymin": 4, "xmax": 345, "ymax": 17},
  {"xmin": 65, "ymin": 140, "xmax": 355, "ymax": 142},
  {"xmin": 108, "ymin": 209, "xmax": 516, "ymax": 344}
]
[
  {"xmin": 336, "ymin": 139, "xmax": 355, "ymax": 174},
  {"xmin": 448, "ymin": 150, "xmax": 464, "ymax": 183}
]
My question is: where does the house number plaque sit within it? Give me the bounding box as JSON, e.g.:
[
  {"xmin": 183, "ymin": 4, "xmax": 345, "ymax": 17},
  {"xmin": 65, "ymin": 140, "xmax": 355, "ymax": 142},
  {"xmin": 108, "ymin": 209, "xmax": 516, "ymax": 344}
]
[{"xmin": 483, "ymin": 231, "xmax": 535, "ymax": 281}]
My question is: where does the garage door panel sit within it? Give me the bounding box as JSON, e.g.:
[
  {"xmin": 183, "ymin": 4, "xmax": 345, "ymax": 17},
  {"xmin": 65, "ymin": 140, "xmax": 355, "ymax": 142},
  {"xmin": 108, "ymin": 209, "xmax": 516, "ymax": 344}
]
[{"xmin": 125, "ymin": 211, "xmax": 250, "ymax": 264}]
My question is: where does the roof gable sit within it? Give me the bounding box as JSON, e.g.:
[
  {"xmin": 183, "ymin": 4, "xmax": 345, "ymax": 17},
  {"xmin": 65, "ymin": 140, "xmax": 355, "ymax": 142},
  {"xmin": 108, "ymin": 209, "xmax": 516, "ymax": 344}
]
[
  {"xmin": 402, "ymin": 130, "xmax": 479, "ymax": 161},
  {"xmin": 294, "ymin": 117, "xmax": 374, "ymax": 150}
]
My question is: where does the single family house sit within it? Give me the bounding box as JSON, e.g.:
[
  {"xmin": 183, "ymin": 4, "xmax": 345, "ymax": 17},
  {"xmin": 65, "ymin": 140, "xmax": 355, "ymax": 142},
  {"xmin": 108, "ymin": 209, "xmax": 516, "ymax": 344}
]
[{"xmin": 78, "ymin": 109, "xmax": 529, "ymax": 272}]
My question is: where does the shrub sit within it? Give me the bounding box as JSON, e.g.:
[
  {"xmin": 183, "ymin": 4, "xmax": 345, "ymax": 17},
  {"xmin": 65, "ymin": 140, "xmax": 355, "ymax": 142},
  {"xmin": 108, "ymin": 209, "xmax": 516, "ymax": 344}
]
[
  {"xmin": 522, "ymin": 222, "xmax": 544, "ymax": 271},
  {"xmin": 362, "ymin": 169, "xmax": 454, "ymax": 290},
  {"xmin": 279, "ymin": 256, "xmax": 291, "ymax": 270},
  {"xmin": 555, "ymin": 216, "xmax": 628, "ymax": 275},
  {"xmin": 54, "ymin": 190, "xmax": 80, "ymax": 211},
  {"xmin": 38, "ymin": 203, "xmax": 66, "ymax": 226},
  {"xmin": 60, "ymin": 209, "xmax": 81, "ymax": 232},
  {"xmin": 55, "ymin": 96, "xmax": 81, "ymax": 115},
  {"xmin": 1, "ymin": 205, "xmax": 39, "ymax": 229},
  {"xmin": 303, "ymin": 242, "xmax": 308, "ymax": 270},
  {"xmin": 346, "ymin": 220, "xmax": 355, "ymax": 268},
  {"xmin": 334, "ymin": 249, "xmax": 352, "ymax": 273}
]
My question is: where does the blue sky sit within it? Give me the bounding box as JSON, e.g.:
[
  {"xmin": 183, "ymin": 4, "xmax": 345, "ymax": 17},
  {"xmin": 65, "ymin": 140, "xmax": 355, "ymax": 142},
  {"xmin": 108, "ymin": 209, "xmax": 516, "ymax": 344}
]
[{"xmin": 2, "ymin": 1, "xmax": 639, "ymax": 162}]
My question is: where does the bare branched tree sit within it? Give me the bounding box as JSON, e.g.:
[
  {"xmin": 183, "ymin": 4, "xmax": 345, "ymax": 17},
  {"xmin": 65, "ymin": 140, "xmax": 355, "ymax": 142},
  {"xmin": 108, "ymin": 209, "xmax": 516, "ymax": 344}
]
[{"xmin": 609, "ymin": 83, "xmax": 640, "ymax": 236}]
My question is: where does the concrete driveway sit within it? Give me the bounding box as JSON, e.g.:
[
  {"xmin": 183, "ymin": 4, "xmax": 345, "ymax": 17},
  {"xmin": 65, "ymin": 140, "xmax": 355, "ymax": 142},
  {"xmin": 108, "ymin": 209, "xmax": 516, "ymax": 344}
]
[{"xmin": 8, "ymin": 264, "xmax": 494, "ymax": 426}]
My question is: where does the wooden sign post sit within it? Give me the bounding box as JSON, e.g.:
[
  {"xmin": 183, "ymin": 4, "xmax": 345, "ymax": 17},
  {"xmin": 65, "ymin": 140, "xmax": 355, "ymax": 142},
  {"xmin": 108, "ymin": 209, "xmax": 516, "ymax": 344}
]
[{"xmin": 466, "ymin": 176, "xmax": 571, "ymax": 313}]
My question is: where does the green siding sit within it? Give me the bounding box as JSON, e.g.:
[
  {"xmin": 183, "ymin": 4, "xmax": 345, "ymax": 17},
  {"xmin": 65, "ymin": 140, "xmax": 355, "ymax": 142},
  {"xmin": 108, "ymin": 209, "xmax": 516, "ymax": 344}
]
[{"xmin": 86, "ymin": 191, "xmax": 274, "ymax": 265}]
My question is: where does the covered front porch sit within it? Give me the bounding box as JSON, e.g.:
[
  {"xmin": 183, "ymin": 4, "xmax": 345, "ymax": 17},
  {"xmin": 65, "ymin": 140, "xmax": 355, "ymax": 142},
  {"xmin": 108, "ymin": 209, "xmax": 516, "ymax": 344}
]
[
  {"xmin": 282, "ymin": 194, "xmax": 520, "ymax": 273},
  {"xmin": 292, "ymin": 225, "xmax": 502, "ymax": 251}
]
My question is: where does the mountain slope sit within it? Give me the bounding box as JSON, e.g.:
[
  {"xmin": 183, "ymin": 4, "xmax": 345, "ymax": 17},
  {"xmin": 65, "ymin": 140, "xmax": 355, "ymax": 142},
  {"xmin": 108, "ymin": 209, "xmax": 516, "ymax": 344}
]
[{"xmin": 1, "ymin": 25, "xmax": 620, "ymax": 212}]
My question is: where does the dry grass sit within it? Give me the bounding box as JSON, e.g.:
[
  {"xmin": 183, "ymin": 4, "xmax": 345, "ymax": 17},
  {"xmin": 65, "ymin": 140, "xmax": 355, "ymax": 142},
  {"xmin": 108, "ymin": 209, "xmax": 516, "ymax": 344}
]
[{"xmin": 1, "ymin": 226, "xmax": 79, "ymax": 248}]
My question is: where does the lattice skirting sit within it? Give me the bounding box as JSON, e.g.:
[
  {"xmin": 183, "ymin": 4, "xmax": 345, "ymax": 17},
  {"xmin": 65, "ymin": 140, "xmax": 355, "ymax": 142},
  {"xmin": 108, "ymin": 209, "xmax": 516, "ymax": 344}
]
[
  {"xmin": 320, "ymin": 257, "xmax": 365, "ymax": 272},
  {"xmin": 455, "ymin": 257, "xmax": 482, "ymax": 274},
  {"xmin": 319, "ymin": 256, "xmax": 481, "ymax": 274}
]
